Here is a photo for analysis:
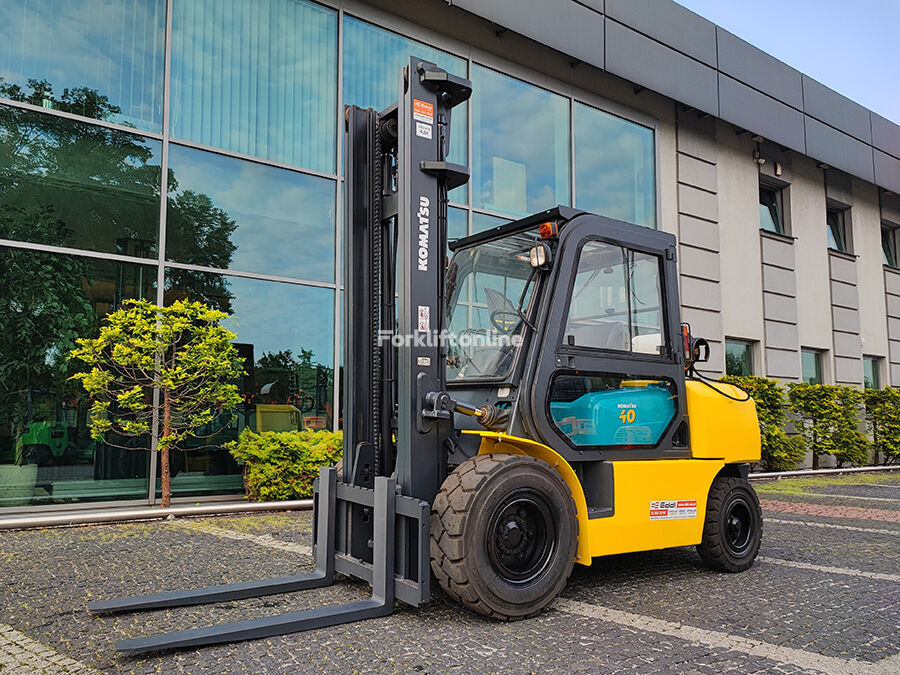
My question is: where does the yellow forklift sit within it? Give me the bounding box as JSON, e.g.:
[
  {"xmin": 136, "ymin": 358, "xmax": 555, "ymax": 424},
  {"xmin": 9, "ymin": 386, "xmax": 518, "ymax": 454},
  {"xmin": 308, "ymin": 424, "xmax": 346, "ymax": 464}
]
[{"xmin": 88, "ymin": 57, "xmax": 761, "ymax": 651}]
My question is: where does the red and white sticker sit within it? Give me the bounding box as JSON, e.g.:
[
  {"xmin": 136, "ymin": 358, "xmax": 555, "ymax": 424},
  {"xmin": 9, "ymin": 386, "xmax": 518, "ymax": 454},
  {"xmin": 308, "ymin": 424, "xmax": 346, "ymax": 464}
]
[
  {"xmin": 413, "ymin": 99, "xmax": 434, "ymax": 124},
  {"xmin": 649, "ymin": 500, "xmax": 697, "ymax": 520},
  {"xmin": 417, "ymin": 305, "xmax": 430, "ymax": 332}
]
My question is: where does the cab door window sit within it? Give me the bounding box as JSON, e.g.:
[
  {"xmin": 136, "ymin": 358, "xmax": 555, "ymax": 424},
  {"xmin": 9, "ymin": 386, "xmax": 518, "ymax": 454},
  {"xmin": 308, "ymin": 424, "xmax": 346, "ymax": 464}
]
[{"xmin": 564, "ymin": 241, "xmax": 664, "ymax": 355}]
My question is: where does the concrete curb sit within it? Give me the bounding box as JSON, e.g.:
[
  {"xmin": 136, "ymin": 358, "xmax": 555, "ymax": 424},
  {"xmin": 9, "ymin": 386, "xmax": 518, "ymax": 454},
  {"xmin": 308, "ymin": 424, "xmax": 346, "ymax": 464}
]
[
  {"xmin": 750, "ymin": 465, "xmax": 898, "ymax": 480},
  {"xmin": 0, "ymin": 499, "xmax": 313, "ymax": 531}
]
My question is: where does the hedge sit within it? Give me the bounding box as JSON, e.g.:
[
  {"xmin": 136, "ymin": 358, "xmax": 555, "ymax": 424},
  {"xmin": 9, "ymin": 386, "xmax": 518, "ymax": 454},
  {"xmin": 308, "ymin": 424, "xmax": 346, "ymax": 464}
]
[
  {"xmin": 225, "ymin": 428, "xmax": 342, "ymax": 501},
  {"xmin": 721, "ymin": 376, "xmax": 893, "ymax": 470},
  {"xmin": 721, "ymin": 376, "xmax": 805, "ymax": 471}
]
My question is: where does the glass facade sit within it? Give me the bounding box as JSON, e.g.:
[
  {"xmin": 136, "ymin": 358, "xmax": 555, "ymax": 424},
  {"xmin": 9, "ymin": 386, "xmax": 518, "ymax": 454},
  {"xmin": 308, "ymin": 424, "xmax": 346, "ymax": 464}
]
[
  {"xmin": 0, "ymin": 1, "xmax": 658, "ymax": 510},
  {"xmin": 574, "ymin": 103, "xmax": 656, "ymax": 228},
  {"xmin": 0, "ymin": 0, "xmax": 166, "ymax": 132},
  {"xmin": 0, "ymin": 249, "xmax": 155, "ymax": 507},
  {"xmin": 171, "ymin": 0, "xmax": 337, "ymax": 173},
  {"xmin": 472, "ymin": 65, "xmax": 570, "ymax": 218}
]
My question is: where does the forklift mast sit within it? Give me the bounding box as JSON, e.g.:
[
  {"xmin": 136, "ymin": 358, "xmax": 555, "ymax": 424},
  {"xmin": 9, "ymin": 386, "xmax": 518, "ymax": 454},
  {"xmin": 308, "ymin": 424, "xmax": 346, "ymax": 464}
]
[{"xmin": 344, "ymin": 57, "xmax": 470, "ymax": 502}]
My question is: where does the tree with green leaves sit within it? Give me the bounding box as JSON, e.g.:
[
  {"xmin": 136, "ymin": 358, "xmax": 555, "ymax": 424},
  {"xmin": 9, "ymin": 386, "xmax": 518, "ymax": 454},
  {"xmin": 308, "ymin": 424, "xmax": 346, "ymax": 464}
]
[
  {"xmin": 721, "ymin": 376, "xmax": 805, "ymax": 471},
  {"xmin": 864, "ymin": 387, "xmax": 900, "ymax": 465},
  {"xmin": 786, "ymin": 383, "xmax": 869, "ymax": 469},
  {"xmin": 70, "ymin": 300, "xmax": 244, "ymax": 507}
]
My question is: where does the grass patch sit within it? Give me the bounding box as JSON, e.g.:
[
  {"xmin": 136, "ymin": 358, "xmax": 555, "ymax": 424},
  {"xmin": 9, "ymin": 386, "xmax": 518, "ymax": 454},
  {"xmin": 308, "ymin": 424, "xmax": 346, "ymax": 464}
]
[{"xmin": 755, "ymin": 472, "xmax": 900, "ymax": 496}]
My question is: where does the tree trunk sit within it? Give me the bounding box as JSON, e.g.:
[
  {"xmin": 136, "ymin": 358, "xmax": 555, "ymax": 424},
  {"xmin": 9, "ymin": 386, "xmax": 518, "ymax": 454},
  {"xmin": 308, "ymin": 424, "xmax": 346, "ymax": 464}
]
[
  {"xmin": 161, "ymin": 388, "xmax": 172, "ymax": 508},
  {"xmin": 812, "ymin": 452, "xmax": 819, "ymax": 470}
]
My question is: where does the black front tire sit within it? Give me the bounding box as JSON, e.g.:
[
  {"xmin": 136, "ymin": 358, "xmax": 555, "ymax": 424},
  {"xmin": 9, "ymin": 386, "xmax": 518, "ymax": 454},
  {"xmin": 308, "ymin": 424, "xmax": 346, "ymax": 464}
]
[
  {"xmin": 430, "ymin": 453, "xmax": 577, "ymax": 620},
  {"xmin": 697, "ymin": 476, "xmax": 762, "ymax": 572}
]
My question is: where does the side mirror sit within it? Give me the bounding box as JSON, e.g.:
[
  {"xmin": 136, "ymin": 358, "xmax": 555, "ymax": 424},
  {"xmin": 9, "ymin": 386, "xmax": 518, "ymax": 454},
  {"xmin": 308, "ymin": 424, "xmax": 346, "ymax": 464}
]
[{"xmin": 691, "ymin": 337, "xmax": 710, "ymax": 363}]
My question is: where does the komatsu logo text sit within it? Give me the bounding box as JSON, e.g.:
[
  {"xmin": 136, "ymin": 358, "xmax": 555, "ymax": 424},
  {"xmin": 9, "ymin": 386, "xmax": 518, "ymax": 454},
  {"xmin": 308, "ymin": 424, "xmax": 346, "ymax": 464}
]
[{"xmin": 417, "ymin": 196, "xmax": 430, "ymax": 272}]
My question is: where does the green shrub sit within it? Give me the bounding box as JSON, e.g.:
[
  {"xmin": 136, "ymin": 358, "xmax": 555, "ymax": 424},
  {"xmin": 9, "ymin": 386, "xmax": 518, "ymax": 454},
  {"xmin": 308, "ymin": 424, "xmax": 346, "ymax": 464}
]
[
  {"xmin": 225, "ymin": 429, "xmax": 342, "ymax": 501},
  {"xmin": 721, "ymin": 376, "xmax": 804, "ymax": 471},
  {"xmin": 864, "ymin": 387, "xmax": 900, "ymax": 465},
  {"xmin": 787, "ymin": 383, "xmax": 869, "ymax": 468}
]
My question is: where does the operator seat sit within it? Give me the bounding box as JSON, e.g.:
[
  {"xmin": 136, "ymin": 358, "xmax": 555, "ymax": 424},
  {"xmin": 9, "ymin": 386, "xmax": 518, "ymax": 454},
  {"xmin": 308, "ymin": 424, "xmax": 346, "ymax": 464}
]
[{"xmin": 567, "ymin": 321, "xmax": 629, "ymax": 351}]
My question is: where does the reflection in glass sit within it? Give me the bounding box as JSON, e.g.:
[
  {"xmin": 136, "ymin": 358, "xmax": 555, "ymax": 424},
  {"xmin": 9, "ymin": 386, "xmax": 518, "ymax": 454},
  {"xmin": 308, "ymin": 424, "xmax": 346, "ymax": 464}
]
[
  {"xmin": 0, "ymin": 105, "xmax": 161, "ymax": 257},
  {"xmin": 164, "ymin": 272, "xmax": 335, "ymax": 497},
  {"xmin": 448, "ymin": 206, "xmax": 467, "ymax": 256},
  {"xmin": 166, "ymin": 144, "xmax": 336, "ymax": 281},
  {"xmin": 725, "ymin": 341, "xmax": 753, "ymax": 376},
  {"xmin": 759, "ymin": 187, "xmax": 782, "ymax": 234},
  {"xmin": 801, "ymin": 349, "xmax": 822, "ymax": 385},
  {"xmin": 472, "ymin": 65, "xmax": 569, "ymax": 217},
  {"xmin": 574, "ymin": 103, "xmax": 656, "ymax": 228},
  {"xmin": 472, "ymin": 211, "xmax": 510, "ymax": 235},
  {"xmin": 171, "ymin": 0, "xmax": 337, "ymax": 173},
  {"xmin": 0, "ymin": 249, "xmax": 155, "ymax": 508},
  {"xmin": 343, "ymin": 16, "xmax": 467, "ymax": 203},
  {"xmin": 0, "ymin": 0, "xmax": 165, "ymax": 131}
]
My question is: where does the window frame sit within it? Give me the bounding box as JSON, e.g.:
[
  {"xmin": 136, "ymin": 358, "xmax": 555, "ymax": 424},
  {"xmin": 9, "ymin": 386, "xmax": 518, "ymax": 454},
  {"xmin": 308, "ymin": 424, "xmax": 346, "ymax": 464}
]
[
  {"xmin": 560, "ymin": 237, "xmax": 669, "ymax": 360},
  {"xmin": 758, "ymin": 181, "xmax": 788, "ymax": 235},
  {"xmin": 883, "ymin": 223, "xmax": 899, "ymax": 268},
  {"xmin": 801, "ymin": 348, "xmax": 824, "ymax": 385},
  {"xmin": 863, "ymin": 356, "xmax": 882, "ymax": 389},
  {"xmin": 826, "ymin": 204, "xmax": 852, "ymax": 254},
  {"xmin": 725, "ymin": 339, "xmax": 755, "ymax": 377}
]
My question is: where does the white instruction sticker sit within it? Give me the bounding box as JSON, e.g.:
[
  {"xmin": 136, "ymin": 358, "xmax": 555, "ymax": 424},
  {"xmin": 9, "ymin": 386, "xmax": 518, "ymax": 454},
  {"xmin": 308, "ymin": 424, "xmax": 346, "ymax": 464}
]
[
  {"xmin": 415, "ymin": 121, "xmax": 433, "ymax": 139},
  {"xmin": 417, "ymin": 305, "xmax": 430, "ymax": 332},
  {"xmin": 649, "ymin": 500, "xmax": 697, "ymax": 520}
]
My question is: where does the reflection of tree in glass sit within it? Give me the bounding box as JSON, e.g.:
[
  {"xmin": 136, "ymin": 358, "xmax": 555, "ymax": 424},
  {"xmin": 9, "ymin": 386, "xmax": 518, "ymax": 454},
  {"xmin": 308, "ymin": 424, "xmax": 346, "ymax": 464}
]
[
  {"xmin": 0, "ymin": 80, "xmax": 241, "ymax": 458},
  {"xmin": 0, "ymin": 242, "xmax": 93, "ymax": 457},
  {"xmin": 164, "ymin": 188, "xmax": 237, "ymax": 313},
  {"xmin": 0, "ymin": 79, "xmax": 160, "ymax": 253}
]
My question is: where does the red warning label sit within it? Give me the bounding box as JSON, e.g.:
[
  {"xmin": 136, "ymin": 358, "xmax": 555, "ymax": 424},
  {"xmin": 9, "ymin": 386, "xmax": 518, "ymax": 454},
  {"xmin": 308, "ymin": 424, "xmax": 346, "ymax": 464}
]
[
  {"xmin": 649, "ymin": 499, "xmax": 697, "ymax": 520},
  {"xmin": 413, "ymin": 99, "xmax": 434, "ymax": 124}
]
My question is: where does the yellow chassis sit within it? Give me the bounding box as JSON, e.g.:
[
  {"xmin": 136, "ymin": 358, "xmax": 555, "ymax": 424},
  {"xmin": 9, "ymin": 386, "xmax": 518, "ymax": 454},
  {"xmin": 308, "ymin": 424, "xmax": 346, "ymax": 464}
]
[{"xmin": 464, "ymin": 381, "xmax": 761, "ymax": 565}]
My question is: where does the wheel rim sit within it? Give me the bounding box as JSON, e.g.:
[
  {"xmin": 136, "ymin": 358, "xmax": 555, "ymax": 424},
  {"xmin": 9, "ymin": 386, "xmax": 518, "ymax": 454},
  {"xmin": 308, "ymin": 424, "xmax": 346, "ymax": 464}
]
[
  {"xmin": 486, "ymin": 489, "xmax": 556, "ymax": 586},
  {"xmin": 723, "ymin": 496, "xmax": 754, "ymax": 557}
]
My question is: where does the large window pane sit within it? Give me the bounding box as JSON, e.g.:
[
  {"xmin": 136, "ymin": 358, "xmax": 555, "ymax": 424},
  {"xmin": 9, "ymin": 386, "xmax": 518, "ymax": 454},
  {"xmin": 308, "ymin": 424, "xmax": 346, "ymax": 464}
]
[
  {"xmin": 166, "ymin": 145, "xmax": 335, "ymax": 281},
  {"xmin": 472, "ymin": 65, "xmax": 569, "ymax": 218},
  {"xmin": 0, "ymin": 0, "xmax": 165, "ymax": 132},
  {"xmin": 171, "ymin": 0, "xmax": 337, "ymax": 173},
  {"xmin": 164, "ymin": 273, "xmax": 335, "ymax": 498},
  {"xmin": 0, "ymin": 249, "xmax": 156, "ymax": 508},
  {"xmin": 343, "ymin": 16, "xmax": 467, "ymax": 203},
  {"xmin": 0, "ymin": 105, "xmax": 161, "ymax": 257},
  {"xmin": 565, "ymin": 242, "xmax": 663, "ymax": 354},
  {"xmin": 574, "ymin": 102, "xmax": 656, "ymax": 228}
]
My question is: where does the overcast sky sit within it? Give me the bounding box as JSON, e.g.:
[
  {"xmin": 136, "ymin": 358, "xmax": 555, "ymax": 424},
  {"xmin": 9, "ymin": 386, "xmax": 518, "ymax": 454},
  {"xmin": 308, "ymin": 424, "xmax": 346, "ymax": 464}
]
[{"xmin": 674, "ymin": 0, "xmax": 900, "ymax": 124}]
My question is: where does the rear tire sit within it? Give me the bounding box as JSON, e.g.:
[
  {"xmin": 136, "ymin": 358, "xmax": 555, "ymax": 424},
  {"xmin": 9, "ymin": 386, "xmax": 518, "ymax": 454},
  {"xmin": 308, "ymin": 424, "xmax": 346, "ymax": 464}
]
[
  {"xmin": 697, "ymin": 476, "xmax": 762, "ymax": 572},
  {"xmin": 430, "ymin": 453, "xmax": 577, "ymax": 620}
]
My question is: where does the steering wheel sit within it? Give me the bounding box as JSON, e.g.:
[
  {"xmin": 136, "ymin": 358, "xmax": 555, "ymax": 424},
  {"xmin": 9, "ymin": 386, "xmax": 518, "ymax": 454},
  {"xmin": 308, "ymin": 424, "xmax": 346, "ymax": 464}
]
[
  {"xmin": 490, "ymin": 310, "xmax": 520, "ymax": 334},
  {"xmin": 453, "ymin": 328, "xmax": 489, "ymax": 375}
]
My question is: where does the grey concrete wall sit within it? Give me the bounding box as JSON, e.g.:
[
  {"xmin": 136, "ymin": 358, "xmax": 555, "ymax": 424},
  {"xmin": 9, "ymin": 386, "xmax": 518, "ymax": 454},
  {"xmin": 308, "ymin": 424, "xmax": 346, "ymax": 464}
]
[
  {"xmin": 675, "ymin": 112, "xmax": 723, "ymax": 375},
  {"xmin": 885, "ymin": 268, "xmax": 900, "ymax": 385},
  {"xmin": 828, "ymin": 253, "xmax": 863, "ymax": 385}
]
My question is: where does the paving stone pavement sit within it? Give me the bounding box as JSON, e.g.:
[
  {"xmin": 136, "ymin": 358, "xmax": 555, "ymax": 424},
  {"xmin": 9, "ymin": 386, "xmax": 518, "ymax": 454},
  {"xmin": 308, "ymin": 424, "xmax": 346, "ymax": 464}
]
[{"xmin": 0, "ymin": 473, "xmax": 897, "ymax": 673}]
